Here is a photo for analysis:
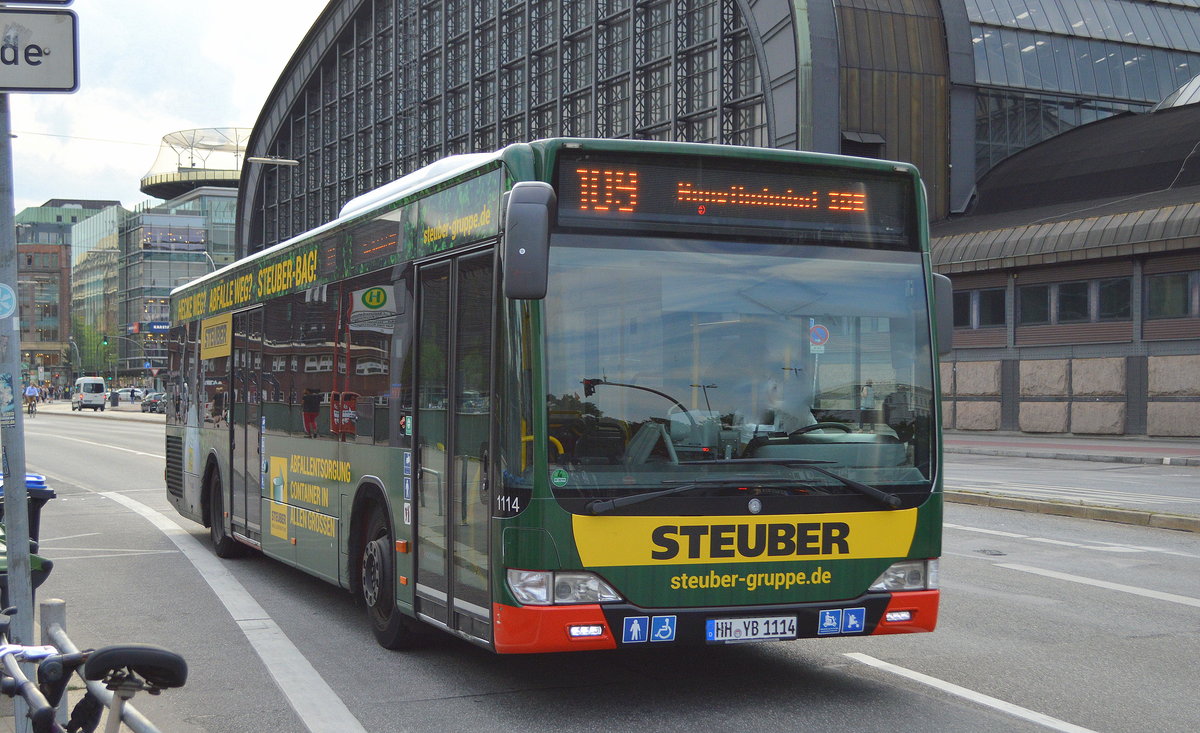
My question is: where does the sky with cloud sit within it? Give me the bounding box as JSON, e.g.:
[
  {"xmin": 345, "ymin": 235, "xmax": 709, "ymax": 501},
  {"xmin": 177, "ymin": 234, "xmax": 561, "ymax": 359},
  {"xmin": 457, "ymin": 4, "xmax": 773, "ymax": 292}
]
[{"xmin": 9, "ymin": 0, "xmax": 328, "ymax": 213}]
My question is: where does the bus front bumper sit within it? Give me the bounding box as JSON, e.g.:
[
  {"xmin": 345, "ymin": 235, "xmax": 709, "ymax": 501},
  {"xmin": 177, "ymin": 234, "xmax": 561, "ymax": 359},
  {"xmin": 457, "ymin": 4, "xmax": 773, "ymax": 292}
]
[{"xmin": 492, "ymin": 589, "xmax": 937, "ymax": 653}]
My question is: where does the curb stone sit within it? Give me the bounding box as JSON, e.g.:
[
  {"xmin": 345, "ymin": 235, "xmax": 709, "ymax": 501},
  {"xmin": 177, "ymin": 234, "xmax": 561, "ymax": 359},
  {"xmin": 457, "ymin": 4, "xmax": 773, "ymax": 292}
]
[{"xmin": 946, "ymin": 490, "xmax": 1200, "ymax": 534}]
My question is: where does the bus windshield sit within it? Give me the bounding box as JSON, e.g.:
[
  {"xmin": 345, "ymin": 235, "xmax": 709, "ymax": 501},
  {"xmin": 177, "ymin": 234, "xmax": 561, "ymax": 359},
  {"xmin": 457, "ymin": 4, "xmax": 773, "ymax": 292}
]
[{"xmin": 543, "ymin": 234, "xmax": 936, "ymax": 514}]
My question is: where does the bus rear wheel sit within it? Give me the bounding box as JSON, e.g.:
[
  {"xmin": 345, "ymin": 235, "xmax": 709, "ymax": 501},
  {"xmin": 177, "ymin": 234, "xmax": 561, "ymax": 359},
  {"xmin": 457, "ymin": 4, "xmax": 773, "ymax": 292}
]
[
  {"xmin": 361, "ymin": 505, "xmax": 418, "ymax": 649},
  {"xmin": 207, "ymin": 473, "xmax": 244, "ymax": 558}
]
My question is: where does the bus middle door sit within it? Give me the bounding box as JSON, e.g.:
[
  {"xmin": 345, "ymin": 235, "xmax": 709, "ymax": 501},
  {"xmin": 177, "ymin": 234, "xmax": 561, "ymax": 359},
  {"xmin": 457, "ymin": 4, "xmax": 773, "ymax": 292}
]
[
  {"xmin": 230, "ymin": 308, "xmax": 264, "ymax": 542},
  {"xmin": 414, "ymin": 251, "xmax": 495, "ymax": 643}
]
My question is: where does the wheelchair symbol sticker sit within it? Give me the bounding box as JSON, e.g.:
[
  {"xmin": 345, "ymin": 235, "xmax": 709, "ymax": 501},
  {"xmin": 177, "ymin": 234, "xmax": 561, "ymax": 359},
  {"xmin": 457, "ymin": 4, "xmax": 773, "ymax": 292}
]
[
  {"xmin": 650, "ymin": 615, "xmax": 677, "ymax": 642},
  {"xmin": 818, "ymin": 609, "xmax": 842, "ymax": 635}
]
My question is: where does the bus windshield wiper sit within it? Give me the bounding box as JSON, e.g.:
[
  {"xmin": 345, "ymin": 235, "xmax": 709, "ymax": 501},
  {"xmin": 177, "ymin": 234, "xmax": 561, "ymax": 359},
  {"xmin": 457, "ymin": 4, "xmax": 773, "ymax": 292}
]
[
  {"xmin": 680, "ymin": 459, "xmax": 903, "ymax": 509},
  {"xmin": 585, "ymin": 476, "xmax": 795, "ymax": 515}
]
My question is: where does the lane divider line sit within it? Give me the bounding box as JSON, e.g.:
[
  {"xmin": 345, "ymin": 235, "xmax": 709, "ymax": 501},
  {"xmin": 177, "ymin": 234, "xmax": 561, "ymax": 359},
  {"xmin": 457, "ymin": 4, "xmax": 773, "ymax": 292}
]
[
  {"xmin": 995, "ymin": 563, "xmax": 1200, "ymax": 608},
  {"xmin": 844, "ymin": 653, "xmax": 1099, "ymax": 733}
]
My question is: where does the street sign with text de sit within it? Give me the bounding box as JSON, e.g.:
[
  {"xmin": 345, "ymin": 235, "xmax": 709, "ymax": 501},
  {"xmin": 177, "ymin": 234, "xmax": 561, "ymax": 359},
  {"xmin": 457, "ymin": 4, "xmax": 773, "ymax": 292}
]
[{"xmin": 0, "ymin": 9, "xmax": 78, "ymax": 93}]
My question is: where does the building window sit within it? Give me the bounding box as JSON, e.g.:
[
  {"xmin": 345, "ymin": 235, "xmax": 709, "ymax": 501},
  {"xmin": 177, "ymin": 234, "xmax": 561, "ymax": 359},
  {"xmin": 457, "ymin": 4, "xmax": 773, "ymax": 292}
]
[
  {"xmin": 1056, "ymin": 281, "xmax": 1089, "ymax": 323},
  {"xmin": 1019, "ymin": 278, "xmax": 1132, "ymax": 325},
  {"xmin": 1018, "ymin": 284, "xmax": 1050, "ymax": 325},
  {"xmin": 1097, "ymin": 278, "xmax": 1131, "ymax": 321},
  {"xmin": 952, "ymin": 291, "xmax": 971, "ymax": 328},
  {"xmin": 954, "ymin": 288, "xmax": 1007, "ymax": 329},
  {"xmin": 978, "ymin": 289, "xmax": 1006, "ymax": 327},
  {"xmin": 1146, "ymin": 272, "xmax": 1197, "ymax": 319}
]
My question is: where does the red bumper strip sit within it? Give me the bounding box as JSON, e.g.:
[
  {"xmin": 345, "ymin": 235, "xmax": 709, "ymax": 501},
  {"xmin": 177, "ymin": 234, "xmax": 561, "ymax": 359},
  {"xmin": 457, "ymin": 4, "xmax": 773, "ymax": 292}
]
[
  {"xmin": 493, "ymin": 603, "xmax": 617, "ymax": 654},
  {"xmin": 870, "ymin": 589, "xmax": 939, "ymax": 635}
]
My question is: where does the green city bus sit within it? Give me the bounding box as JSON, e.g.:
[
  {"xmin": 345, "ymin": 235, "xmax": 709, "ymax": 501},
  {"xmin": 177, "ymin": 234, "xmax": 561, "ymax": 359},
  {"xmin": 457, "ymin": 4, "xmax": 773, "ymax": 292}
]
[{"xmin": 165, "ymin": 138, "xmax": 951, "ymax": 653}]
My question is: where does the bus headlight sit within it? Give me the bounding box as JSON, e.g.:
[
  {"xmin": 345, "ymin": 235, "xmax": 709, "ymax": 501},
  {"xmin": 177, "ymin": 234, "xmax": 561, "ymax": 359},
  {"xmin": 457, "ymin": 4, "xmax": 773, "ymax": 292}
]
[
  {"xmin": 507, "ymin": 569, "xmax": 622, "ymax": 605},
  {"xmin": 869, "ymin": 559, "xmax": 939, "ymax": 592}
]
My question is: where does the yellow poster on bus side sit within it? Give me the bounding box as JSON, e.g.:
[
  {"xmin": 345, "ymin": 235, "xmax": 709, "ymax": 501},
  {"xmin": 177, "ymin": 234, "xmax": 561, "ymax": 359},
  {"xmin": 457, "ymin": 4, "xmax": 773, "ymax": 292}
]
[{"xmin": 200, "ymin": 313, "xmax": 233, "ymax": 359}]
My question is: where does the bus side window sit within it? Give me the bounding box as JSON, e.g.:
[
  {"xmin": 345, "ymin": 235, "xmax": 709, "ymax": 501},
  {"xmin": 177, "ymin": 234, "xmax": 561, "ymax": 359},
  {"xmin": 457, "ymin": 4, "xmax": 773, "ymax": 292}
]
[
  {"xmin": 294, "ymin": 283, "xmax": 339, "ymax": 439},
  {"xmin": 342, "ymin": 270, "xmax": 396, "ymax": 445},
  {"xmin": 263, "ymin": 294, "xmax": 296, "ymax": 434}
]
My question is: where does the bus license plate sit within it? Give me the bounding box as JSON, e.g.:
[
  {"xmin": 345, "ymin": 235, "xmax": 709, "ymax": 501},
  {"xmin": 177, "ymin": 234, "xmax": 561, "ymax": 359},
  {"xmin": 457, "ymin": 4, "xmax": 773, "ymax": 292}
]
[{"xmin": 706, "ymin": 616, "xmax": 797, "ymax": 643}]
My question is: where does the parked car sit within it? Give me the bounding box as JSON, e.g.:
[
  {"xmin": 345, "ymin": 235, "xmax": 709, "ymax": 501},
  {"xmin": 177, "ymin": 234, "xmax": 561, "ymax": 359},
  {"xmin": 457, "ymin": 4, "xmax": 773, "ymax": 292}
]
[
  {"xmin": 141, "ymin": 392, "xmax": 165, "ymax": 412},
  {"xmin": 116, "ymin": 387, "xmax": 143, "ymax": 403}
]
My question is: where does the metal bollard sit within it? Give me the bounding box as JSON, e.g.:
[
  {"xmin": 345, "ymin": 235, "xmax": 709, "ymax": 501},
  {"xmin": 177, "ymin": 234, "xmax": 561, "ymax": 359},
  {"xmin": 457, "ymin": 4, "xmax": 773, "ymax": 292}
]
[{"xmin": 38, "ymin": 598, "xmax": 68, "ymax": 726}]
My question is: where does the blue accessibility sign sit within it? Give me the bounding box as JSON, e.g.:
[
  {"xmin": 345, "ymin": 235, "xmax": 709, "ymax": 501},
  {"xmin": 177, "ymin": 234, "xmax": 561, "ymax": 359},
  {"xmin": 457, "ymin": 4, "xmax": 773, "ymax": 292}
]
[
  {"xmin": 817, "ymin": 609, "xmax": 842, "ymax": 635},
  {"xmin": 841, "ymin": 608, "xmax": 866, "ymax": 634},
  {"xmin": 622, "ymin": 616, "xmax": 649, "ymax": 643},
  {"xmin": 650, "ymin": 615, "xmax": 677, "ymax": 642}
]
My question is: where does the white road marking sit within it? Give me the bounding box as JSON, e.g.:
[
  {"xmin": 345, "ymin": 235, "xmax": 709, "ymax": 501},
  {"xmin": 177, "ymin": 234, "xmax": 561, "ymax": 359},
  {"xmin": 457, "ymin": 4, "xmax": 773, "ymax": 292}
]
[
  {"xmin": 25, "ymin": 431, "xmax": 164, "ymax": 459},
  {"xmin": 37, "ymin": 533, "xmax": 101, "ymax": 542},
  {"xmin": 97, "ymin": 490, "xmax": 370, "ymax": 733},
  {"xmin": 42, "ymin": 550, "xmax": 178, "ymax": 561},
  {"xmin": 845, "ymin": 653, "xmax": 1100, "ymax": 733},
  {"xmin": 945, "ymin": 523, "xmax": 1145, "ymax": 553},
  {"xmin": 995, "ymin": 563, "xmax": 1200, "ymax": 608}
]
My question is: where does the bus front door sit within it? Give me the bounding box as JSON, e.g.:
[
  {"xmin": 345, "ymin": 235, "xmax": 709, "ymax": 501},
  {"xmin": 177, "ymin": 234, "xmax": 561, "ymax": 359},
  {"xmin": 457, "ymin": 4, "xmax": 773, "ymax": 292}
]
[
  {"xmin": 230, "ymin": 308, "xmax": 264, "ymax": 542},
  {"xmin": 414, "ymin": 252, "xmax": 494, "ymax": 642}
]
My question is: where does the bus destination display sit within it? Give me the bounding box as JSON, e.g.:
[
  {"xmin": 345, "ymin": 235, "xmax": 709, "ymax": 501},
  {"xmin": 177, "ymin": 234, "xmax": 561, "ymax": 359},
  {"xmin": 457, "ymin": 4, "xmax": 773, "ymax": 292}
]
[{"xmin": 556, "ymin": 153, "xmax": 910, "ymax": 240}]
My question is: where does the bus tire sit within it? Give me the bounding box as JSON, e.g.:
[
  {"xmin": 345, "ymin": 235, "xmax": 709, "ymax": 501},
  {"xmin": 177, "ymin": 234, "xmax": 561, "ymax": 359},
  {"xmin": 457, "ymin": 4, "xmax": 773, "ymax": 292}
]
[
  {"xmin": 207, "ymin": 472, "xmax": 244, "ymax": 559},
  {"xmin": 360, "ymin": 504, "xmax": 418, "ymax": 649}
]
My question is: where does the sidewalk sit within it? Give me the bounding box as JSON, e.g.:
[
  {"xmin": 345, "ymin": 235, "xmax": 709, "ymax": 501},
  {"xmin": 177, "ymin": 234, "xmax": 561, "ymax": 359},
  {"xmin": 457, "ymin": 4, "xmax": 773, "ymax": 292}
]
[
  {"xmin": 944, "ymin": 430, "xmax": 1200, "ymax": 467},
  {"xmin": 30, "ymin": 399, "xmax": 163, "ymax": 423},
  {"xmin": 945, "ymin": 429, "xmax": 1200, "ymax": 533}
]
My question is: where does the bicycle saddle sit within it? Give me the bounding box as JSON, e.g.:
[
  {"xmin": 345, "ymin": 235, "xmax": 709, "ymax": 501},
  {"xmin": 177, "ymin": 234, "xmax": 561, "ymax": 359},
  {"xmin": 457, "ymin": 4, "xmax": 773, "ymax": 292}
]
[{"xmin": 83, "ymin": 643, "xmax": 188, "ymax": 690}]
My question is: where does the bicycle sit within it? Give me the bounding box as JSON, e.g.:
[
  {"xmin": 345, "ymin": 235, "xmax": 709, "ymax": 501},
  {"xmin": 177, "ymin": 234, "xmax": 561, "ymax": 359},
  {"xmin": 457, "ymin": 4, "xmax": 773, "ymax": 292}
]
[
  {"xmin": 26, "ymin": 397, "xmax": 36, "ymax": 417},
  {"xmin": 0, "ymin": 609, "xmax": 187, "ymax": 733}
]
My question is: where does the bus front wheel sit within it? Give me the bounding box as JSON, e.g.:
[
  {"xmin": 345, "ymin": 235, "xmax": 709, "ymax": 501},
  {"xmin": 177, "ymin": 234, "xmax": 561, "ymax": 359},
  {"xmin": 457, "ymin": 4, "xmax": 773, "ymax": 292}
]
[{"xmin": 361, "ymin": 505, "xmax": 419, "ymax": 649}]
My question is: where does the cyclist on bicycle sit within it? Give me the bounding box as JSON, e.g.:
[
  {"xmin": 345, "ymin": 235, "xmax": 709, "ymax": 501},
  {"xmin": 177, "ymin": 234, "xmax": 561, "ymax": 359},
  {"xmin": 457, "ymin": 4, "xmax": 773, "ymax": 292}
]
[{"xmin": 24, "ymin": 383, "xmax": 40, "ymax": 414}]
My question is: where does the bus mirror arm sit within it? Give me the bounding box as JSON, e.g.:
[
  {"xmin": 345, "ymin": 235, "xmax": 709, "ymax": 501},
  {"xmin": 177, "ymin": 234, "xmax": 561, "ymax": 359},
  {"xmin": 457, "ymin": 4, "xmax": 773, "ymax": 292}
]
[
  {"xmin": 932, "ymin": 273, "xmax": 953, "ymax": 355},
  {"xmin": 503, "ymin": 182, "xmax": 556, "ymax": 300}
]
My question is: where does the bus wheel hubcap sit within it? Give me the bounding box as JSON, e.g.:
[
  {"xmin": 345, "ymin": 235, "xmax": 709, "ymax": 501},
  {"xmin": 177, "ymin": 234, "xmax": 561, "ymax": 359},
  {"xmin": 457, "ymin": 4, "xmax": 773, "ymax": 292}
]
[{"xmin": 363, "ymin": 537, "xmax": 385, "ymax": 607}]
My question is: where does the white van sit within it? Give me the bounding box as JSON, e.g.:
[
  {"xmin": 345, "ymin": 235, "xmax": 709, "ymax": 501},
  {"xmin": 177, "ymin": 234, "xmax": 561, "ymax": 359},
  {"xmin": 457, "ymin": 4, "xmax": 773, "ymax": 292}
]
[{"xmin": 72, "ymin": 377, "xmax": 108, "ymax": 411}]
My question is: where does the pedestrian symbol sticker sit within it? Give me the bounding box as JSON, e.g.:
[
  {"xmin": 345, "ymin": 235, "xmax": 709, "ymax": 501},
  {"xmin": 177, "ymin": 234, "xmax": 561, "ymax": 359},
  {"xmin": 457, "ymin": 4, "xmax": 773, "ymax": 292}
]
[
  {"xmin": 818, "ymin": 609, "xmax": 842, "ymax": 635},
  {"xmin": 622, "ymin": 616, "xmax": 649, "ymax": 643},
  {"xmin": 842, "ymin": 608, "xmax": 866, "ymax": 634},
  {"xmin": 650, "ymin": 616, "xmax": 676, "ymax": 642}
]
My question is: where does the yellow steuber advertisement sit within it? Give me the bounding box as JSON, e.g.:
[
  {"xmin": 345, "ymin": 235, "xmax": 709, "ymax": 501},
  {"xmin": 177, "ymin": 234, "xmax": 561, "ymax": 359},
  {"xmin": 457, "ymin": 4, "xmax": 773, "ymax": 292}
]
[
  {"xmin": 200, "ymin": 313, "xmax": 232, "ymax": 360},
  {"xmin": 572, "ymin": 510, "xmax": 920, "ymax": 607}
]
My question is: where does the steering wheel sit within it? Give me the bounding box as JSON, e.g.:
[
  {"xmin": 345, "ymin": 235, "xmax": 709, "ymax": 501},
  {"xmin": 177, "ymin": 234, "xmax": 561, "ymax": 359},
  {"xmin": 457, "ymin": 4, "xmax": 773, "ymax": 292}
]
[{"xmin": 789, "ymin": 422, "xmax": 854, "ymax": 436}]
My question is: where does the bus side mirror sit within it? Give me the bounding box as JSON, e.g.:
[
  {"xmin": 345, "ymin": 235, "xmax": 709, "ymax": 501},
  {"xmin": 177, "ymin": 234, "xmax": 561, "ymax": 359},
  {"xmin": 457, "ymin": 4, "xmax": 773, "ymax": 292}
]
[
  {"xmin": 503, "ymin": 182, "xmax": 556, "ymax": 300},
  {"xmin": 933, "ymin": 273, "xmax": 953, "ymax": 355}
]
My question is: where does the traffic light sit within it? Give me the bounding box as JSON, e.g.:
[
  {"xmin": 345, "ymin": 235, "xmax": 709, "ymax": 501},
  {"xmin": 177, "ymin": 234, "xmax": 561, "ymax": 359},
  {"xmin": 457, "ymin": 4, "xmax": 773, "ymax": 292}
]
[{"xmin": 102, "ymin": 335, "xmax": 109, "ymax": 345}]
